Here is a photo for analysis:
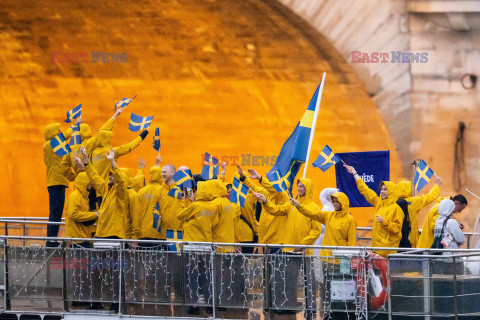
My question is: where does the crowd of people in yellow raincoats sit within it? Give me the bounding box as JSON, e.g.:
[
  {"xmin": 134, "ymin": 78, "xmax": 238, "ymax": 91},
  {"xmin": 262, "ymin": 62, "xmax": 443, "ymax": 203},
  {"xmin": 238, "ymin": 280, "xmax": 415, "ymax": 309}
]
[{"xmin": 43, "ymin": 108, "xmax": 469, "ymax": 314}]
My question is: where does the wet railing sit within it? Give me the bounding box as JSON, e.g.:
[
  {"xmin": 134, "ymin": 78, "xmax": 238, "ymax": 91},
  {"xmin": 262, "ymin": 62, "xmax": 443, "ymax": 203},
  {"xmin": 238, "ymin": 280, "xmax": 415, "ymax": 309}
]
[{"xmin": 0, "ymin": 235, "xmax": 480, "ymax": 319}]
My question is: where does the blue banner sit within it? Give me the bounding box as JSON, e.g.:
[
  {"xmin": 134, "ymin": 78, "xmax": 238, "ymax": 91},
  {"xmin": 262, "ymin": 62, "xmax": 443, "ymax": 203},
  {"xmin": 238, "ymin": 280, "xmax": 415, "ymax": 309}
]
[{"xmin": 334, "ymin": 151, "xmax": 390, "ymax": 207}]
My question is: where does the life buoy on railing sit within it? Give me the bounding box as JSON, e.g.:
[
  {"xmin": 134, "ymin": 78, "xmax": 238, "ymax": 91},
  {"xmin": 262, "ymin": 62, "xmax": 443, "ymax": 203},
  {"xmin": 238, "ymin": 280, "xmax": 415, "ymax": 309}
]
[{"xmin": 354, "ymin": 252, "xmax": 388, "ymax": 310}]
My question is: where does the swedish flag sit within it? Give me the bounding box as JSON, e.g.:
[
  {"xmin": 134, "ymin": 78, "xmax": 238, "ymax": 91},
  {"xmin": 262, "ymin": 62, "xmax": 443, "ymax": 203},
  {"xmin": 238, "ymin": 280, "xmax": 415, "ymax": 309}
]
[
  {"xmin": 115, "ymin": 94, "xmax": 136, "ymax": 112},
  {"xmin": 268, "ymin": 169, "xmax": 288, "ymax": 193},
  {"xmin": 230, "ymin": 177, "xmax": 249, "ymax": 208},
  {"xmin": 64, "ymin": 104, "xmax": 82, "ymax": 123},
  {"xmin": 168, "ymin": 187, "xmax": 183, "ymax": 199},
  {"xmin": 267, "ymin": 84, "xmax": 322, "ymax": 191},
  {"xmin": 201, "ymin": 152, "xmax": 219, "ymax": 180},
  {"xmin": 414, "ymin": 160, "xmax": 434, "ymax": 192},
  {"xmin": 152, "ymin": 201, "xmax": 161, "ymax": 233},
  {"xmin": 129, "ymin": 113, "xmax": 153, "ymax": 132},
  {"xmin": 312, "ymin": 145, "xmax": 341, "ymax": 172},
  {"xmin": 152, "ymin": 127, "xmax": 160, "ymax": 151},
  {"xmin": 173, "ymin": 170, "xmax": 193, "ymax": 190},
  {"xmin": 50, "ymin": 132, "xmax": 71, "ymax": 157},
  {"xmin": 166, "ymin": 229, "xmax": 183, "ymax": 252},
  {"xmin": 69, "ymin": 124, "xmax": 81, "ymax": 147}
]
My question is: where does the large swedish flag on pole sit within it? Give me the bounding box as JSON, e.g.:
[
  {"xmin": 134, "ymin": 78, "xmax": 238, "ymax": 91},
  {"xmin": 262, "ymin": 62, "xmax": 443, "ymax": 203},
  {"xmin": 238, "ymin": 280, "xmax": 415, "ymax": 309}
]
[
  {"xmin": 129, "ymin": 113, "xmax": 153, "ymax": 132},
  {"xmin": 50, "ymin": 132, "xmax": 72, "ymax": 157},
  {"xmin": 414, "ymin": 160, "xmax": 434, "ymax": 193},
  {"xmin": 266, "ymin": 73, "xmax": 326, "ymax": 191},
  {"xmin": 64, "ymin": 104, "xmax": 82, "ymax": 123}
]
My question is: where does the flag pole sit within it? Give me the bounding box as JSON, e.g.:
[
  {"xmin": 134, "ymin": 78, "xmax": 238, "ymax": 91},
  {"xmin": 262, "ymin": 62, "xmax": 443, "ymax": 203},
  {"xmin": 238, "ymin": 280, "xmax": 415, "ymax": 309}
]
[{"xmin": 303, "ymin": 72, "xmax": 326, "ymax": 178}]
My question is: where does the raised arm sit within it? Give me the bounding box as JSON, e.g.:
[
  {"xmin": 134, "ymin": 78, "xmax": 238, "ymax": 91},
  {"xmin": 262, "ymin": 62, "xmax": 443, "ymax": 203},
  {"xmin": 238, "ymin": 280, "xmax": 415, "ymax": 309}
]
[
  {"xmin": 77, "ymin": 147, "xmax": 108, "ymax": 197},
  {"xmin": 344, "ymin": 164, "xmax": 379, "ymax": 207},
  {"xmin": 108, "ymin": 148, "xmax": 128, "ymax": 200},
  {"xmin": 410, "ymin": 178, "xmax": 441, "ymax": 211},
  {"xmin": 295, "ymin": 202, "xmax": 329, "ymax": 224},
  {"xmin": 113, "ymin": 130, "xmax": 148, "ymax": 158},
  {"xmin": 254, "ymin": 193, "xmax": 289, "ymax": 216},
  {"xmin": 132, "ymin": 158, "xmax": 146, "ymax": 192}
]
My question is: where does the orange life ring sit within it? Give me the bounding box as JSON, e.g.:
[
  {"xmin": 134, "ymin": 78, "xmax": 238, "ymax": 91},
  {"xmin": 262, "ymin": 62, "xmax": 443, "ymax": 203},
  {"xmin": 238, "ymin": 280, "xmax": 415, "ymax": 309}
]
[{"xmin": 354, "ymin": 252, "xmax": 388, "ymax": 310}]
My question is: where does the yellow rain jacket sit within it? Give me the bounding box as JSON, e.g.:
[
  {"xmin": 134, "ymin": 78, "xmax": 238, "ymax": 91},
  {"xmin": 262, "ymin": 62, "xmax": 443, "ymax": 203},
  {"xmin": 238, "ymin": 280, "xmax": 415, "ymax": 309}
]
[
  {"xmin": 119, "ymin": 168, "xmax": 140, "ymax": 239},
  {"xmin": 297, "ymin": 192, "xmax": 356, "ymax": 257},
  {"xmin": 43, "ymin": 123, "xmax": 74, "ymax": 187},
  {"xmin": 263, "ymin": 179, "xmax": 321, "ymax": 254},
  {"xmin": 357, "ymin": 179, "xmax": 404, "ymax": 257},
  {"xmin": 60, "ymin": 118, "xmax": 116, "ymax": 178},
  {"xmin": 235, "ymin": 192, "xmax": 258, "ymax": 243},
  {"xmin": 65, "ymin": 172, "xmax": 97, "ymax": 240},
  {"xmin": 132, "ymin": 168, "xmax": 145, "ymax": 192},
  {"xmin": 178, "ymin": 180, "xmax": 220, "ymax": 242},
  {"xmin": 85, "ymin": 163, "xmax": 128, "ymax": 239},
  {"xmin": 91, "ymin": 130, "xmax": 142, "ymax": 182},
  {"xmin": 211, "ymin": 180, "xmax": 236, "ymax": 252},
  {"xmin": 396, "ymin": 181, "xmax": 439, "ymax": 248},
  {"xmin": 136, "ymin": 166, "xmax": 165, "ymax": 239},
  {"xmin": 416, "ymin": 197, "xmax": 448, "ymax": 248},
  {"xmin": 241, "ymin": 175, "xmax": 286, "ymax": 244}
]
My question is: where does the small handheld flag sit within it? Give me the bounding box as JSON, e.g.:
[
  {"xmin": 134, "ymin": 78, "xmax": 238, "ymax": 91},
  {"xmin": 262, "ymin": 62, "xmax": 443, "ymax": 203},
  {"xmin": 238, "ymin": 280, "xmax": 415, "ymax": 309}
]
[
  {"xmin": 266, "ymin": 170, "xmax": 288, "ymax": 193},
  {"xmin": 50, "ymin": 132, "xmax": 72, "ymax": 157},
  {"xmin": 152, "ymin": 202, "xmax": 161, "ymax": 233},
  {"xmin": 312, "ymin": 145, "xmax": 341, "ymax": 172},
  {"xmin": 201, "ymin": 152, "xmax": 219, "ymax": 180},
  {"xmin": 129, "ymin": 113, "xmax": 153, "ymax": 132},
  {"xmin": 230, "ymin": 177, "xmax": 249, "ymax": 208},
  {"xmin": 168, "ymin": 187, "xmax": 183, "ymax": 199},
  {"xmin": 166, "ymin": 229, "xmax": 183, "ymax": 252},
  {"xmin": 172, "ymin": 170, "xmax": 193, "ymax": 191},
  {"xmin": 414, "ymin": 160, "xmax": 434, "ymax": 192},
  {"xmin": 152, "ymin": 127, "xmax": 160, "ymax": 152},
  {"xmin": 65, "ymin": 104, "xmax": 82, "ymax": 123},
  {"xmin": 69, "ymin": 124, "xmax": 81, "ymax": 146},
  {"xmin": 115, "ymin": 94, "xmax": 137, "ymax": 112}
]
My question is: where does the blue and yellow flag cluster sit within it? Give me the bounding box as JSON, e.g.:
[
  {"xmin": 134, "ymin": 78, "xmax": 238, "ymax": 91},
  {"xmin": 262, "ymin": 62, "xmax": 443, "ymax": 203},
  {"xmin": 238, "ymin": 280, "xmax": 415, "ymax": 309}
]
[
  {"xmin": 173, "ymin": 169, "xmax": 193, "ymax": 191},
  {"xmin": 129, "ymin": 113, "xmax": 153, "ymax": 132},
  {"xmin": 51, "ymin": 132, "xmax": 71, "ymax": 157},
  {"xmin": 152, "ymin": 127, "xmax": 161, "ymax": 152},
  {"xmin": 230, "ymin": 177, "xmax": 249, "ymax": 208},
  {"xmin": 201, "ymin": 152, "xmax": 219, "ymax": 180},
  {"xmin": 166, "ymin": 229, "xmax": 183, "ymax": 252},
  {"xmin": 312, "ymin": 145, "xmax": 341, "ymax": 172},
  {"xmin": 168, "ymin": 187, "xmax": 183, "ymax": 199},
  {"xmin": 414, "ymin": 160, "xmax": 434, "ymax": 192},
  {"xmin": 65, "ymin": 104, "xmax": 82, "ymax": 123},
  {"xmin": 115, "ymin": 94, "xmax": 137, "ymax": 112},
  {"xmin": 69, "ymin": 124, "xmax": 81, "ymax": 147},
  {"xmin": 267, "ymin": 83, "xmax": 323, "ymax": 192},
  {"xmin": 152, "ymin": 202, "xmax": 161, "ymax": 232}
]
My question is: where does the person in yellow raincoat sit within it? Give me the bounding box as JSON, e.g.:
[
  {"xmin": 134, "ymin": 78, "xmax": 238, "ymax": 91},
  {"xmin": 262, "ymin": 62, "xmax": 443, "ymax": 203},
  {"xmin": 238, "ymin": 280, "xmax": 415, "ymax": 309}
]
[
  {"xmin": 178, "ymin": 180, "xmax": 221, "ymax": 314},
  {"xmin": 43, "ymin": 117, "xmax": 82, "ymax": 245},
  {"xmin": 90, "ymin": 129, "xmax": 148, "ymax": 208},
  {"xmin": 118, "ymin": 166, "xmax": 143, "ymax": 240},
  {"xmin": 417, "ymin": 194, "xmax": 467, "ymax": 248},
  {"xmin": 64, "ymin": 172, "xmax": 98, "ymax": 248},
  {"xmin": 236, "ymin": 166, "xmax": 287, "ymax": 249},
  {"xmin": 254, "ymin": 178, "xmax": 321, "ymax": 314},
  {"xmin": 60, "ymin": 107, "xmax": 124, "ymax": 182},
  {"xmin": 76, "ymin": 147, "xmax": 128, "ymax": 239},
  {"xmin": 292, "ymin": 191, "xmax": 357, "ymax": 257},
  {"xmin": 396, "ymin": 177, "xmax": 441, "ymax": 248},
  {"xmin": 344, "ymin": 164, "xmax": 404, "ymax": 257}
]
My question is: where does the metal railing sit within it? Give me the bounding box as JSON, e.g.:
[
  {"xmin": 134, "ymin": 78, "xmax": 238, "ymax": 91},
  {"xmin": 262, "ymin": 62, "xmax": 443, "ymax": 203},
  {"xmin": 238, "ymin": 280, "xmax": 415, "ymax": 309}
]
[
  {"xmin": 1, "ymin": 218, "xmax": 479, "ymax": 248},
  {"xmin": 1, "ymin": 236, "xmax": 480, "ymax": 319}
]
